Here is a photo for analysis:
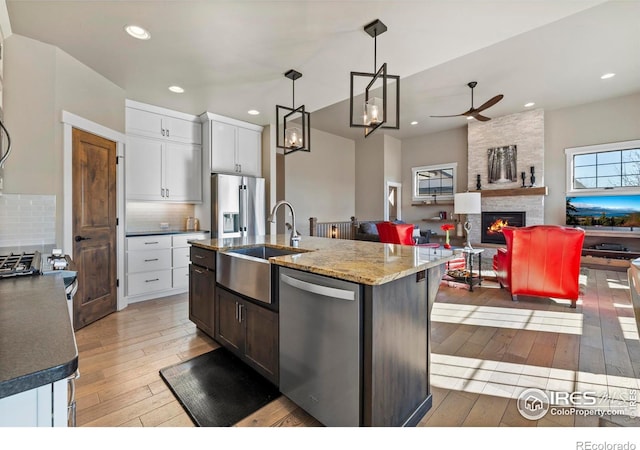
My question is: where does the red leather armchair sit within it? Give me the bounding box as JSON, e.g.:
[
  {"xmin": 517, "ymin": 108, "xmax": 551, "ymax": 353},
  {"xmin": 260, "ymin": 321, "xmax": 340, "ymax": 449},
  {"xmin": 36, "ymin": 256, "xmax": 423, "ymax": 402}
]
[
  {"xmin": 375, "ymin": 222, "xmax": 415, "ymax": 245},
  {"xmin": 492, "ymin": 225, "xmax": 585, "ymax": 308}
]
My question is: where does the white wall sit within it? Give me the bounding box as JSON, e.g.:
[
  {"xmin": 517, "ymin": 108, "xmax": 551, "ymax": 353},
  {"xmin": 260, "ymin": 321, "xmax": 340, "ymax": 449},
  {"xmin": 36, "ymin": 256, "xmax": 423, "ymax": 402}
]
[
  {"xmin": 284, "ymin": 127, "xmax": 355, "ymax": 235},
  {"xmin": 400, "ymin": 127, "xmax": 468, "ymax": 231},
  {"xmin": 354, "ymin": 133, "xmax": 384, "ymax": 220},
  {"xmin": 545, "ymin": 93, "xmax": 640, "ymax": 225},
  {"xmin": 4, "ymin": 34, "xmax": 126, "ymax": 245}
]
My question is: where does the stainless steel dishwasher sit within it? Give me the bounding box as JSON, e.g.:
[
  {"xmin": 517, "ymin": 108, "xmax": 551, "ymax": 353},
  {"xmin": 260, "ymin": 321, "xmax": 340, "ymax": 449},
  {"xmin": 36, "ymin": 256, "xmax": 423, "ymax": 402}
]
[{"xmin": 278, "ymin": 267, "xmax": 362, "ymax": 427}]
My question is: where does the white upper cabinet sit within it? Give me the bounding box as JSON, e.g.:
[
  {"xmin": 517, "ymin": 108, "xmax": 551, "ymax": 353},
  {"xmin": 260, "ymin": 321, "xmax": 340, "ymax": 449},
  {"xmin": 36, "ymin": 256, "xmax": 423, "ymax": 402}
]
[
  {"xmin": 126, "ymin": 100, "xmax": 202, "ymax": 145},
  {"xmin": 203, "ymin": 112, "xmax": 263, "ymax": 177},
  {"xmin": 125, "ymin": 100, "xmax": 203, "ymax": 202}
]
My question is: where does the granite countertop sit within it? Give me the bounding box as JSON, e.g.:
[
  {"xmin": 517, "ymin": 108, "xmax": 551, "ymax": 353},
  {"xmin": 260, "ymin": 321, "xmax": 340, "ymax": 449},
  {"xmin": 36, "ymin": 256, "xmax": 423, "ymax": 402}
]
[
  {"xmin": 190, "ymin": 235, "xmax": 457, "ymax": 285},
  {"xmin": 0, "ymin": 275, "xmax": 78, "ymax": 399},
  {"xmin": 126, "ymin": 229, "xmax": 210, "ymax": 237}
]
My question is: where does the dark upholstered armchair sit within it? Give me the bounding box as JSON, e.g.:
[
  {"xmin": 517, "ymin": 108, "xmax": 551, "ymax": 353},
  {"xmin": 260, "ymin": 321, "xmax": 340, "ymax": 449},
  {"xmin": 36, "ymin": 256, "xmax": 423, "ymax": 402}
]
[{"xmin": 492, "ymin": 225, "xmax": 585, "ymax": 308}]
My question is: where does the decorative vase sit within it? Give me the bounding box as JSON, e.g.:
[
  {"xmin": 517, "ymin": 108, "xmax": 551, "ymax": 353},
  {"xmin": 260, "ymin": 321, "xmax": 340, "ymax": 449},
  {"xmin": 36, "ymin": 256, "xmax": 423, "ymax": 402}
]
[{"xmin": 444, "ymin": 230, "xmax": 451, "ymax": 249}]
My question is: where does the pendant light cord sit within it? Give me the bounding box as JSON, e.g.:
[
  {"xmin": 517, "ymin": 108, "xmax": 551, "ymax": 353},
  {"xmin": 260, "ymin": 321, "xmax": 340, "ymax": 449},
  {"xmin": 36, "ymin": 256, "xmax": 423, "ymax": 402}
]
[
  {"xmin": 373, "ymin": 31, "xmax": 377, "ymax": 72},
  {"xmin": 292, "ymin": 77, "xmax": 295, "ymax": 109}
]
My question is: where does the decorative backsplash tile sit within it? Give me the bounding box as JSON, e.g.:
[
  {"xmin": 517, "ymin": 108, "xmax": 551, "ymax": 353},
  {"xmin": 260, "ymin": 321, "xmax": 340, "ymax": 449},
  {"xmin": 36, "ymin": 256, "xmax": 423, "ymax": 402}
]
[
  {"xmin": 0, "ymin": 194, "xmax": 56, "ymax": 247},
  {"xmin": 126, "ymin": 202, "xmax": 197, "ymax": 232}
]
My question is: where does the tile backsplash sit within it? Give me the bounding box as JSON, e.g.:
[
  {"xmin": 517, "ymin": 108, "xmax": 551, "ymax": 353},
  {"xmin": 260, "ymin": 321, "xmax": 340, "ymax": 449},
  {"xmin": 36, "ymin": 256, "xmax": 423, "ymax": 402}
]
[
  {"xmin": 126, "ymin": 202, "xmax": 196, "ymax": 232},
  {"xmin": 0, "ymin": 194, "xmax": 56, "ymax": 248}
]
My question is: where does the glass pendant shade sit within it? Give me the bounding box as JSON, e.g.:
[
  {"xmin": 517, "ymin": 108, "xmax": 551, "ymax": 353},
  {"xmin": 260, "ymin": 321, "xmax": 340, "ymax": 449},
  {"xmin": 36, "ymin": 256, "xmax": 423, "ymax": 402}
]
[
  {"xmin": 364, "ymin": 97, "xmax": 383, "ymax": 126},
  {"xmin": 285, "ymin": 126, "xmax": 303, "ymax": 149}
]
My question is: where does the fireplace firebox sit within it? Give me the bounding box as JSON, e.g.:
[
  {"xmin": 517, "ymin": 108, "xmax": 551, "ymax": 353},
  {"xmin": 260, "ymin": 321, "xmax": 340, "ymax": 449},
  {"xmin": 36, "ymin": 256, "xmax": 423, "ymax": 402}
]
[{"xmin": 481, "ymin": 211, "xmax": 526, "ymax": 244}]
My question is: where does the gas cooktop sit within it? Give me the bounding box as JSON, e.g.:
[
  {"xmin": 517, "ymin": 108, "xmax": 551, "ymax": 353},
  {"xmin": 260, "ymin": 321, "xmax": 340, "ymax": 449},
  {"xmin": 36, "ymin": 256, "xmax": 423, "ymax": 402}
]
[{"xmin": 0, "ymin": 251, "xmax": 42, "ymax": 278}]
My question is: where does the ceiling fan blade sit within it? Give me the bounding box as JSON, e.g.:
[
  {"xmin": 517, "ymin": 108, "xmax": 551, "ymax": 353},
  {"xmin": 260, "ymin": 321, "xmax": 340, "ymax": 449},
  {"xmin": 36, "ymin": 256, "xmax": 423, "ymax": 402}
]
[
  {"xmin": 475, "ymin": 94, "xmax": 503, "ymax": 113},
  {"xmin": 429, "ymin": 114, "xmax": 465, "ymax": 118},
  {"xmin": 473, "ymin": 113, "xmax": 491, "ymax": 122}
]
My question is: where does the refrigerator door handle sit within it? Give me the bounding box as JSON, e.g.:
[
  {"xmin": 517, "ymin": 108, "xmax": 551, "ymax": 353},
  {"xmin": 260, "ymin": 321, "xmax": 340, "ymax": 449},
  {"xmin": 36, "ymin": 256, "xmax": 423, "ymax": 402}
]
[{"xmin": 242, "ymin": 184, "xmax": 249, "ymax": 232}]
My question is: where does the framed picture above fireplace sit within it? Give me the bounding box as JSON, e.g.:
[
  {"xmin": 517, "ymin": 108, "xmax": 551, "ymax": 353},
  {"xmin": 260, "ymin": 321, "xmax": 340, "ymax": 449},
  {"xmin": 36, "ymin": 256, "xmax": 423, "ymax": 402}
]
[{"xmin": 488, "ymin": 145, "xmax": 517, "ymax": 184}]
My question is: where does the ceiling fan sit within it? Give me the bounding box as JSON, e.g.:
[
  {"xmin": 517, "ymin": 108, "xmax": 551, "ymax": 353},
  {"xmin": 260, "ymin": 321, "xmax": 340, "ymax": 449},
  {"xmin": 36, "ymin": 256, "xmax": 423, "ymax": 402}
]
[{"xmin": 430, "ymin": 81, "xmax": 503, "ymax": 122}]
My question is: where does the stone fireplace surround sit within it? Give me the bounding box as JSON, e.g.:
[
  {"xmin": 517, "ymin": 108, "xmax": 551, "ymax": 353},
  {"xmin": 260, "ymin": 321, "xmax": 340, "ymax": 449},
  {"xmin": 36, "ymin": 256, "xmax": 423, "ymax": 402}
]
[{"xmin": 464, "ymin": 109, "xmax": 546, "ymax": 269}]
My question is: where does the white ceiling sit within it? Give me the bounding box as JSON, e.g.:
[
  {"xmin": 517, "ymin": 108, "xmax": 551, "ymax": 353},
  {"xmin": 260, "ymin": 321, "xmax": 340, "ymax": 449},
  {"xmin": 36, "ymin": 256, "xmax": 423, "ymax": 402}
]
[{"xmin": 6, "ymin": 0, "xmax": 640, "ymax": 141}]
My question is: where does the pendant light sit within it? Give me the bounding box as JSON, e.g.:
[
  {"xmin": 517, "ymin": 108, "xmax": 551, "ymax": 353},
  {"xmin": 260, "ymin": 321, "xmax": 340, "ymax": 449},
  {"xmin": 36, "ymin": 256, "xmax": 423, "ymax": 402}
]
[
  {"xmin": 276, "ymin": 69, "xmax": 311, "ymax": 155},
  {"xmin": 349, "ymin": 19, "xmax": 400, "ymax": 138}
]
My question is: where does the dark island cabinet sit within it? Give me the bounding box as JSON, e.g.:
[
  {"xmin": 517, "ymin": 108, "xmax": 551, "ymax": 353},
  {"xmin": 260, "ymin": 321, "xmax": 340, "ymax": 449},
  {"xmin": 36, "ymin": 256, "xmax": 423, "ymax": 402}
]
[
  {"xmin": 188, "ymin": 247, "xmax": 216, "ymax": 338},
  {"xmin": 215, "ymin": 286, "xmax": 279, "ymax": 385}
]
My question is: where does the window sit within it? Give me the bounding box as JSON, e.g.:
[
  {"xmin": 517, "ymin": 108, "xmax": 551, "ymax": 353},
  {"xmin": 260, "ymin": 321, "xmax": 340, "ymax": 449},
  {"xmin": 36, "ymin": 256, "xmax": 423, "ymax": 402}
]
[
  {"xmin": 412, "ymin": 162, "xmax": 457, "ymax": 202},
  {"xmin": 565, "ymin": 140, "xmax": 640, "ymax": 193}
]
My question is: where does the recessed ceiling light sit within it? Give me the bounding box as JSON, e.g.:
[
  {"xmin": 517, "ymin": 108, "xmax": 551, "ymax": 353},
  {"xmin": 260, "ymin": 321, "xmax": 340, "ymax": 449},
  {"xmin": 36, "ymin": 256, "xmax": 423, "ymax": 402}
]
[
  {"xmin": 410, "ymin": 121, "xmax": 418, "ymax": 125},
  {"xmin": 524, "ymin": 102, "xmax": 535, "ymax": 108},
  {"xmin": 168, "ymin": 86, "xmax": 184, "ymax": 93},
  {"xmin": 248, "ymin": 110, "xmax": 260, "ymax": 115},
  {"xmin": 124, "ymin": 25, "xmax": 151, "ymax": 40},
  {"xmin": 601, "ymin": 72, "xmax": 616, "ymax": 79}
]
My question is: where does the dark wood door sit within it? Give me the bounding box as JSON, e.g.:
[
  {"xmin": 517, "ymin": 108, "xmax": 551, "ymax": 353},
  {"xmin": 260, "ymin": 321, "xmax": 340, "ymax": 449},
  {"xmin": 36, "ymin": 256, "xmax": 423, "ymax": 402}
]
[
  {"xmin": 244, "ymin": 301, "xmax": 279, "ymax": 383},
  {"xmin": 72, "ymin": 128, "xmax": 117, "ymax": 330},
  {"xmin": 189, "ymin": 264, "xmax": 215, "ymax": 337},
  {"xmin": 215, "ymin": 287, "xmax": 243, "ymax": 353}
]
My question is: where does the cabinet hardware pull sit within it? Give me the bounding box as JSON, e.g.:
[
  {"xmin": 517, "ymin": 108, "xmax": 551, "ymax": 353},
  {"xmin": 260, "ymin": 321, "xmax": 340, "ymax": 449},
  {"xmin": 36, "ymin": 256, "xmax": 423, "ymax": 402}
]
[
  {"xmin": 235, "ymin": 301, "xmax": 239, "ymax": 321},
  {"xmin": 162, "ymin": 128, "xmax": 165, "ymax": 136},
  {"xmin": 166, "ymin": 129, "xmax": 170, "ymax": 137},
  {"xmin": 238, "ymin": 304, "xmax": 243, "ymax": 322},
  {"xmin": 144, "ymin": 258, "xmax": 159, "ymax": 262},
  {"xmin": 161, "ymin": 188, "xmax": 165, "ymax": 197},
  {"xmin": 144, "ymin": 241, "xmax": 159, "ymax": 245},
  {"xmin": 194, "ymin": 255, "xmax": 204, "ymax": 259},
  {"xmin": 166, "ymin": 189, "xmax": 170, "ymax": 197},
  {"xmin": 145, "ymin": 278, "xmax": 159, "ymax": 283},
  {"xmin": 239, "ymin": 164, "xmax": 242, "ymax": 172},
  {"xmin": 194, "ymin": 269, "xmax": 204, "ymax": 274}
]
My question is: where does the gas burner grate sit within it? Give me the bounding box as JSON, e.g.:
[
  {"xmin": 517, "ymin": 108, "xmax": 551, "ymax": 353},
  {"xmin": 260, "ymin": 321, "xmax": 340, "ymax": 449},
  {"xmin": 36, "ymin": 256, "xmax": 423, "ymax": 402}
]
[{"xmin": 0, "ymin": 252, "xmax": 41, "ymax": 277}]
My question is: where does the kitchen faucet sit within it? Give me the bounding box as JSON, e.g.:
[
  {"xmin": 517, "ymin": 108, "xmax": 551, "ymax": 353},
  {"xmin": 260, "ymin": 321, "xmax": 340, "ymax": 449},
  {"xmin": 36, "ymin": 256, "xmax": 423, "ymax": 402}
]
[{"xmin": 268, "ymin": 201, "xmax": 301, "ymax": 248}]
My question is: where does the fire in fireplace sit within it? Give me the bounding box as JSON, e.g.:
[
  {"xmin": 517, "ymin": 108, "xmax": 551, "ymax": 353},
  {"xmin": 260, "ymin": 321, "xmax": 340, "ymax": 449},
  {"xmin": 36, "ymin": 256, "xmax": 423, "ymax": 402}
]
[{"xmin": 481, "ymin": 211, "xmax": 526, "ymax": 244}]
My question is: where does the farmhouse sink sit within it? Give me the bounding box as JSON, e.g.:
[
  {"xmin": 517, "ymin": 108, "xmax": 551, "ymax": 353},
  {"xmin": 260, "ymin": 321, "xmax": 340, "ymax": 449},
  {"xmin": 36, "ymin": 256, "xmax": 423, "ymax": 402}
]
[
  {"xmin": 225, "ymin": 245, "xmax": 305, "ymax": 260},
  {"xmin": 217, "ymin": 245, "xmax": 309, "ymax": 304}
]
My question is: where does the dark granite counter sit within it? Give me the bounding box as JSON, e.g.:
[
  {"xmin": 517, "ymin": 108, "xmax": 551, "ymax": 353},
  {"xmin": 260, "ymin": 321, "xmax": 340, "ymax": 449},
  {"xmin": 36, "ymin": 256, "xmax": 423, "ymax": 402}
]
[
  {"xmin": 0, "ymin": 275, "xmax": 78, "ymax": 399},
  {"xmin": 126, "ymin": 230, "xmax": 210, "ymax": 237}
]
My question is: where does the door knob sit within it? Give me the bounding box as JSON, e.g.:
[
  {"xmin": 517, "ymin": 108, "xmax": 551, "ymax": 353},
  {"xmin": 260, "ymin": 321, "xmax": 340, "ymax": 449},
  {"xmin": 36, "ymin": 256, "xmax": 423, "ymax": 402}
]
[{"xmin": 74, "ymin": 236, "xmax": 91, "ymax": 242}]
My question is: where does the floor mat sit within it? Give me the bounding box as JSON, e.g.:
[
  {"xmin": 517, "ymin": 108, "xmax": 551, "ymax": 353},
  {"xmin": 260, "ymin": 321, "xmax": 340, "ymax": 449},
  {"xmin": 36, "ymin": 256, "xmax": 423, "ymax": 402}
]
[{"xmin": 159, "ymin": 347, "xmax": 280, "ymax": 427}]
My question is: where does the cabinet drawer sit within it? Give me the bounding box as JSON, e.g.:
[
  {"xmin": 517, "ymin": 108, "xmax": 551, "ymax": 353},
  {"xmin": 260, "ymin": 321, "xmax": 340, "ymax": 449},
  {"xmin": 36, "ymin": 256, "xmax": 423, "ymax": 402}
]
[
  {"xmin": 173, "ymin": 266, "xmax": 190, "ymax": 289},
  {"xmin": 127, "ymin": 235, "xmax": 172, "ymax": 251},
  {"xmin": 191, "ymin": 246, "xmax": 216, "ymax": 270},
  {"xmin": 172, "ymin": 247, "xmax": 191, "ymax": 268},
  {"xmin": 173, "ymin": 233, "xmax": 206, "ymax": 248},
  {"xmin": 127, "ymin": 270, "xmax": 172, "ymax": 296},
  {"xmin": 128, "ymin": 248, "xmax": 172, "ymax": 273}
]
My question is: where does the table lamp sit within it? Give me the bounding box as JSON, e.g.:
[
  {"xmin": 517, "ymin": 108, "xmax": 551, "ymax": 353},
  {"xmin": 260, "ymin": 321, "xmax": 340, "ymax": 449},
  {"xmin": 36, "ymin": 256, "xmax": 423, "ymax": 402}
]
[{"xmin": 454, "ymin": 192, "xmax": 482, "ymax": 249}]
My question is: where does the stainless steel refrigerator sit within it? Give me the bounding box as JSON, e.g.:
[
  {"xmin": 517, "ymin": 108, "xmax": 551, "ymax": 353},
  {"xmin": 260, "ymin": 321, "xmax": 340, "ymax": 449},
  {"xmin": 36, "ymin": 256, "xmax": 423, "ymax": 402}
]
[{"xmin": 211, "ymin": 173, "xmax": 265, "ymax": 239}]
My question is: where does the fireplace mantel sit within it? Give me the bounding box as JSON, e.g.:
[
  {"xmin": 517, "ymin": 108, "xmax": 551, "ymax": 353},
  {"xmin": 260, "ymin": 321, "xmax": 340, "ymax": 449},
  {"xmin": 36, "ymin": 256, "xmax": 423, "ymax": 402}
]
[{"xmin": 477, "ymin": 186, "xmax": 548, "ymax": 197}]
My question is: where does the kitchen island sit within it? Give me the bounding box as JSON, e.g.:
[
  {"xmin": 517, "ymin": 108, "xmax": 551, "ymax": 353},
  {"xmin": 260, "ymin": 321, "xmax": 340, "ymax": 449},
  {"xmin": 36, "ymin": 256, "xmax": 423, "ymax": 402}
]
[
  {"xmin": 189, "ymin": 235, "xmax": 456, "ymax": 427},
  {"xmin": 0, "ymin": 274, "xmax": 78, "ymax": 426}
]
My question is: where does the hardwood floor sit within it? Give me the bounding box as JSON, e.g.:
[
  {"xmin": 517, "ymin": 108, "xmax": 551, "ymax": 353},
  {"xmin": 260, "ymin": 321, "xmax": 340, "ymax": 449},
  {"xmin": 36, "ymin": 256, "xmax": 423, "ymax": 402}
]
[{"xmin": 74, "ymin": 267, "xmax": 640, "ymax": 428}]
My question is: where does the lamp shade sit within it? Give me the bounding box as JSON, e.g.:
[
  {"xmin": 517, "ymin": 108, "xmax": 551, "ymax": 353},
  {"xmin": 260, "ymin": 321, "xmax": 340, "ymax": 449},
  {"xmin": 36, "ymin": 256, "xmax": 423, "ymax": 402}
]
[{"xmin": 454, "ymin": 192, "xmax": 481, "ymax": 215}]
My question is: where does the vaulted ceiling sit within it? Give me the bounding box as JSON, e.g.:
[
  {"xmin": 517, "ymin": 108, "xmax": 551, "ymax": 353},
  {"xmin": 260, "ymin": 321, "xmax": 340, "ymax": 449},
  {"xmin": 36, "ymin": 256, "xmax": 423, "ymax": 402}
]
[{"xmin": 6, "ymin": 0, "xmax": 640, "ymax": 140}]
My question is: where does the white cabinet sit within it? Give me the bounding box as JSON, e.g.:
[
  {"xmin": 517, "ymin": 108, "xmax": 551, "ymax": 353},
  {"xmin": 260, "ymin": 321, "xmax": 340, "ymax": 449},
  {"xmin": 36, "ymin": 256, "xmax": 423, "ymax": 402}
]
[
  {"xmin": 0, "ymin": 379, "xmax": 68, "ymax": 427},
  {"xmin": 126, "ymin": 136, "xmax": 202, "ymax": 202},
  {"xmin": 125, "ymin": 233, "xmax": 207, "ymax": 302},
  {"xmin": 125, "ymin": 100, "xmax": 203, "ymax": 203},
  {"xmin": 126, "ymin": 236, "xmax": 173, "ymax": 299},
  {"xmin": 205, "ymin": 113, "xmax": 263, "ymax": 177},
  {"xmin": 126, "ymin": 102, "xmax": 202, "ymax": 145}
]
